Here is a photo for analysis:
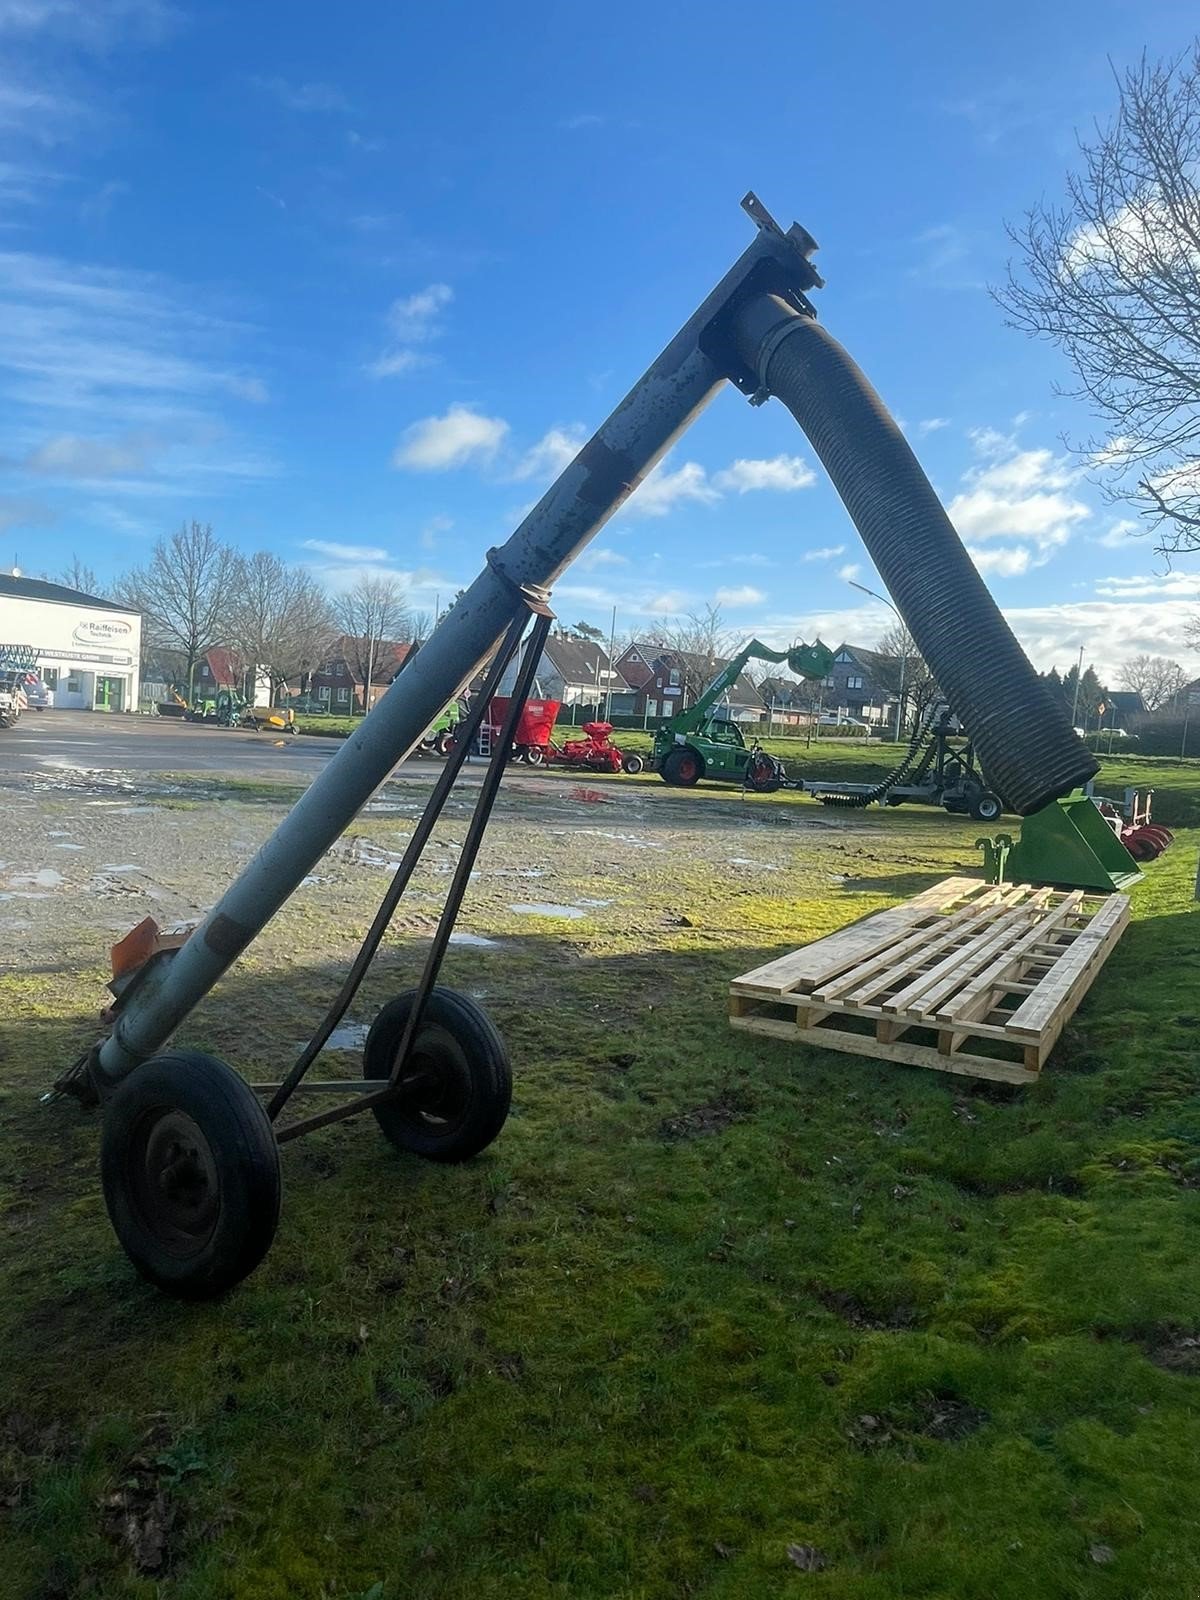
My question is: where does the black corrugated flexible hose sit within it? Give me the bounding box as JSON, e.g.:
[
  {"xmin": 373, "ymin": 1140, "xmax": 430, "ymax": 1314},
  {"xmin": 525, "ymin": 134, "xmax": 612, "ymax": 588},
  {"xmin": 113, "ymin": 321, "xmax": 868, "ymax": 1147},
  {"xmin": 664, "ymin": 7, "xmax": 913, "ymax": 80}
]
[{"xmin": 727, "ymin": 295, "xmax": 1097, "ymax": 816}]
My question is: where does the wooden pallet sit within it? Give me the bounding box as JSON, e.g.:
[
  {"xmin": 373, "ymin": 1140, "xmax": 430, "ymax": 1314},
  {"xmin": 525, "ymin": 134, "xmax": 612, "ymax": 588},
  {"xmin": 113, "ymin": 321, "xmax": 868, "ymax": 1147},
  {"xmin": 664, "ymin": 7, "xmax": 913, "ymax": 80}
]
[{"xmin": 729, "ymin": 876, "xmax": 1130, "ymax": 1084}]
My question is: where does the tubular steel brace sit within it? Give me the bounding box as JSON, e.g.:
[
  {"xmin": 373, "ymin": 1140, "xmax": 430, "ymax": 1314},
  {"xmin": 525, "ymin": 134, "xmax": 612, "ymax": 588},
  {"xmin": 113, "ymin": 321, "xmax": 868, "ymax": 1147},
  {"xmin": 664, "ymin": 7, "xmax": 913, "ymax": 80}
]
[{"xmin": 264, "ymin": 593, "xmax": 554, "ymax": 1144}]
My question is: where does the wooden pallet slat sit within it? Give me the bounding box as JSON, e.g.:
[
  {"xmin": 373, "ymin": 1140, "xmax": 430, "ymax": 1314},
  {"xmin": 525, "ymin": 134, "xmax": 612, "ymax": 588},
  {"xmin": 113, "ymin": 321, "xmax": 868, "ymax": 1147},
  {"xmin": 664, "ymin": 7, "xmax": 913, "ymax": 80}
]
[{"xmin": 729, "ymin": 876, "xmax": 1130, "ymax": 1085}]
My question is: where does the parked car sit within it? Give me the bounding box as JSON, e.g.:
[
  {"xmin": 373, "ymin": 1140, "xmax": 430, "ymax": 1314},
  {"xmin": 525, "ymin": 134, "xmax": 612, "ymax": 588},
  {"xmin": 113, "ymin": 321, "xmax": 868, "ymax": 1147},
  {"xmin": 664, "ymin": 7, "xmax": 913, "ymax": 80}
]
[
  {"xmin": 23, "ymin": 676, "xmax": 53, "ymax": 711},
  {"xmin": 817, "ymin": 712, "xmax": 869, "ymax": 728}
]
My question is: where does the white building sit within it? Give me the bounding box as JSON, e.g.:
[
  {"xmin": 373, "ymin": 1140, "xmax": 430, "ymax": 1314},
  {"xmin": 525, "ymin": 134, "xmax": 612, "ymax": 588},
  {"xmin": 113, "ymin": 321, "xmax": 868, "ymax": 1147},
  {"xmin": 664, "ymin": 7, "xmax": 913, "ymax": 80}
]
[{"xmin": 0, "ymin": 574, "xmax": 142, "ymax": 712}]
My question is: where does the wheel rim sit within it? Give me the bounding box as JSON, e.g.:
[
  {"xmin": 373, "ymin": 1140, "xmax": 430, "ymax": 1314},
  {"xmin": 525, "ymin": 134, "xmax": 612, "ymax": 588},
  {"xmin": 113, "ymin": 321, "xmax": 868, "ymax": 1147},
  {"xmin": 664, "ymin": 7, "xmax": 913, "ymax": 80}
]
[
  {"xmin": 130, "ymin": 1108, "xmax": 220, "ymax": 1256},
  {"xmin": 389, "ymin": 1025, "xmax": 473, "ymax": 1139},
  {"xmin": 678, "ymin": 755, "xmax": 698, "ymax": 782}
]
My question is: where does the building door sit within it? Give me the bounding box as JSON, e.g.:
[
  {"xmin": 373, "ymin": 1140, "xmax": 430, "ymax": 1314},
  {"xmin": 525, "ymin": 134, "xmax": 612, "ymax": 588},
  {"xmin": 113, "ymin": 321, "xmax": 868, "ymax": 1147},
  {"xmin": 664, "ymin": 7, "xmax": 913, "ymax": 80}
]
[{"xmin": 95, "ymin": 676, "xmax": 125, "ymax": 712}]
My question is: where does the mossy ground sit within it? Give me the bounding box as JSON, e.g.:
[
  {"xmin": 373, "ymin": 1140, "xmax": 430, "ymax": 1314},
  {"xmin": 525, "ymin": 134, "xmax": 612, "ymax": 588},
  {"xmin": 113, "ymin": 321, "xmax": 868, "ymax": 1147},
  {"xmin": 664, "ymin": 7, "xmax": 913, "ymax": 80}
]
[{"xmin": 1, "ymin": 763, "xmax": 1198, "ymax": 1599}]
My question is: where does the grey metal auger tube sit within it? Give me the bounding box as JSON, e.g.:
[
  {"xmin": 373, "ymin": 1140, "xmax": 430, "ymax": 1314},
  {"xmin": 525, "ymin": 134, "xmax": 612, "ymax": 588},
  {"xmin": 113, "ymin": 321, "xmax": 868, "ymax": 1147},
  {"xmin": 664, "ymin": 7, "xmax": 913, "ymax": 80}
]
[
  {"xmin": 725, "ymin": 294, "xmax": 1098, "ymax": 816},
  {"xmin": 92, "ymin": 202, "xmax": 825, "ymax": 1086}
]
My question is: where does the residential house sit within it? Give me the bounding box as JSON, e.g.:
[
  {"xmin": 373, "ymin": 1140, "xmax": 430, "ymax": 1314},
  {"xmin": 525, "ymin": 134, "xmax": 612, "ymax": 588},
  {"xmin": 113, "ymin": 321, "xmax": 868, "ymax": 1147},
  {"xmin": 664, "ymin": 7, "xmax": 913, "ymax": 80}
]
[
  {"xmin": 1101, "ymin": 689, "xmax": 1145, "ymax": 726},
  {"xmin": 497, "ymin": 630, "xmax": 632, "ymax": 712},
  {"xmin": 820, "ymin": 643, "xmax": 901, "ymax": 725},
  {"xmin": 614, "ymin": 641, "xmax": 766, "ymax": 724},
  {"xmin": 303, "ymin": 634, "xmax": 413, "ymax": 714},
  {"xmin": 195, "ymin": 647, "xmax": 272, "ymax": 708},
  {"xmin": 757, "ymin": 674, "xmax": 817, "ymax": 727}
]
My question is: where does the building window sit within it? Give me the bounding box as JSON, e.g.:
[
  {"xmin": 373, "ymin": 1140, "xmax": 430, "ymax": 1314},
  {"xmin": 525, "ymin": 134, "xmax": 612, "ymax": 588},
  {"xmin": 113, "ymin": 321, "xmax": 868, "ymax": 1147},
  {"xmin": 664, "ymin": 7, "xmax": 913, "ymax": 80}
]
[
  {"xmin": 318, "ymin": 684, "xmax": 331, "ymax": 703},
  {"xmin": 335, "ymin": 686, "xmax": 350, "ymax": 706},
  {"xmin": 836, "ymin": 651, "xmax": 852, "ymax": 664},
  {"xmin": 43, "ymin": 668, "xmax": 59, "ymax": 690},
  {"xmin": 668, "ymin": 668, "xmax": 680, "ymax": 687},
  {"xmin": 646, "ymin": 699, "xmax": 658, "ymax": 719},
  {"xmin": 67, "ymin": 674, "xmax": 81, "ymax": 693},
  {"xmin": 824, "ymin": 676, "xmax": 836, "ymax": 689},
  {"xmin": 847, "ymin": 675, "xmax": 864, "ymax": 690}
]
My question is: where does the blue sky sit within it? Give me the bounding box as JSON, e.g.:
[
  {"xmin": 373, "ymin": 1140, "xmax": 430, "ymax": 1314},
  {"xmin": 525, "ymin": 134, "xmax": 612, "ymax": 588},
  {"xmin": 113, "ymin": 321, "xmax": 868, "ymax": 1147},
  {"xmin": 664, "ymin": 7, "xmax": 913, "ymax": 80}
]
[{"xmin": 2, "ymin": 0, "xmax": 1199, "ymax": 678}]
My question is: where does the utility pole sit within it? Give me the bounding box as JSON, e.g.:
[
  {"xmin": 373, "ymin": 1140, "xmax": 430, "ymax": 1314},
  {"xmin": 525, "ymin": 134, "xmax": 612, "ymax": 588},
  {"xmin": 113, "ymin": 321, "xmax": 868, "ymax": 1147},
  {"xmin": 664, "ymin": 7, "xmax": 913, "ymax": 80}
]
[
  {"xmin": 1069, "ymin": 643, "xmax": 1084, "ymax": 726},
  {"xmin": 604, "ymin": 604, "xmax": 617, "ymax": 720}
]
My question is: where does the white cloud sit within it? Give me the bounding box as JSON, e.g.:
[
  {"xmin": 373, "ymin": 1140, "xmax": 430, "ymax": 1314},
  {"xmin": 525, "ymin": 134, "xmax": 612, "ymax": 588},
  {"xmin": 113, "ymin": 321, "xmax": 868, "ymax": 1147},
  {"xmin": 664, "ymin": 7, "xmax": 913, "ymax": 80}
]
[
  {"xmin": 1093, "ymin": 571, "xmax": 1200, "ymax": 601},
  {"xmin": 947, "ymin": 436, "xmax": 1088, "ymax": 566},
  {"xmin": 369, "ymin": 349, "xmax": 427, "ymax": 378},
  {"xmin": 23, "ymin": 432, "xmax": 148, "ymax": 476},
  {"xmin": 512, "ymin": 424, "xmax": 586, "ymax": 482},
  {"xmin": 645, "ymin": 590, "xmax": 690, "ymax": 614},
  {"xmin": 302, "ymin": 538, "xmax": 389, "ymax": 563},
  {"xmin": 967, "ymin": 544, "xmax": 1031, "ymax": 577},
  {"xmin": 368, "ymin": 283, "xmax": 453, "ymax": 378},
  {"xmin": 384, "ymin": 283, "xmax": 452, "ymax": 342},
  {"xmin": 918, "ymin": 417, "xmax": 950, "ymax": 435},
  {"xmin": 712, "ymin": 454, "xmax": 815, "ymax": 493},
  {"xmin": 1096, "ymin": 518, "xmax": 1141, "ymax": 549},
  {"xmin": 578, "ymin": 546, "xmax": 627, "ymax": 570},
  {"xmin": 0, "ymin": 251, "xmax": 274, "ymax": 491},
  {"xmin": 560, "ymin": 113, "xmax": 604, "ymax": 130},
  {"xmin": 837, "ymin": 563, "xmax": 861, "ymax": 582},
  {"xmin": 628, "ymin": 460, "xmax": 720, "ymax": 517},
  {"xmin": 802, "ymin": 544, "xmax": 845, "ymax": 562},
  {"xmin": 0, "ymin": 0, "xmax": 172, "ymax": 46},
  {"xmin": 715, "ymin": 584, "xmax": 765, "ymax": 606},
  {"xmin": 392, "ymin": 405, "xmax": 509, "ymax": 471},
  {"xmin": 251, "ymin": 76, "xmax": 350, "ymax": 113}
]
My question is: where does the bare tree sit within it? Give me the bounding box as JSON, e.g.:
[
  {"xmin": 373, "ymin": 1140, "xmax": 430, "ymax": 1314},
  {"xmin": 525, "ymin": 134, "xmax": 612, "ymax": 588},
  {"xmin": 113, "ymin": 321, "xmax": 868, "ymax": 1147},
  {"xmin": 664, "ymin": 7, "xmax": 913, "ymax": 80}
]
[
  {"xmin": 228, "ymin": 552, "xmax": 335, "ymax": 704},
  {"xmin": 1118, "ymin": 652, "xmax": 1189, "ymax": 710},
  {"xmin": 572, "ymin": 619, "xmax": 605, "ymax": 641},
  {"xmin": 333, "ymin": 573, "xmax": 410, "ymax": 711},
  {"xmin": 117, "ymin": 521, "xmax": 238, "ymax": 699},
  {"xmin": 58, "ymin": 555, "xmax": 100, "ymax": 594},
  {"xmin": 995, "ymin": 44, "xmax": 1200, "ymax": 556},
  {"xmin": 641, "ymin": 604, "xmax": 733, "ymax": 704},
  {"xmin": 873, "ymin": 621, "xmax": 939, "ymax": 728}
]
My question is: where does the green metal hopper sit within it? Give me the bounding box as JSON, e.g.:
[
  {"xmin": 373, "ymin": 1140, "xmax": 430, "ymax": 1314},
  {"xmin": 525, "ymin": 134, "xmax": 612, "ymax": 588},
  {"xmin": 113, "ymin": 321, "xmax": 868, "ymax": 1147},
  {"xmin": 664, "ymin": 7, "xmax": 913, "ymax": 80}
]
[{"xmin": 978, "ymin": 792, "xmax": 1142, "ymax": 893}]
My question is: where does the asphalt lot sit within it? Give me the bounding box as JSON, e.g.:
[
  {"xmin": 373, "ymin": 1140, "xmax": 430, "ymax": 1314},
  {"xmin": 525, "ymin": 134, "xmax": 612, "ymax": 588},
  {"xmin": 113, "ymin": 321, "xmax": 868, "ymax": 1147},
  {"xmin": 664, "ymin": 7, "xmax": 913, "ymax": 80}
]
[{"xmin": 0, "ymin": 709, "xmax": 452, "ymax": 783}]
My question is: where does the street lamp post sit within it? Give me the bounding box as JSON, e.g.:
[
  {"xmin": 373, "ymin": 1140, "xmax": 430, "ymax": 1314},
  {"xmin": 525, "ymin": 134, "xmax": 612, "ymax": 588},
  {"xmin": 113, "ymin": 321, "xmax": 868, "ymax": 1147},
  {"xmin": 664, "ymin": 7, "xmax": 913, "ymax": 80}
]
[{"xmin": 848, "ymin": 578, "xmax": 905, "ymax": 742}]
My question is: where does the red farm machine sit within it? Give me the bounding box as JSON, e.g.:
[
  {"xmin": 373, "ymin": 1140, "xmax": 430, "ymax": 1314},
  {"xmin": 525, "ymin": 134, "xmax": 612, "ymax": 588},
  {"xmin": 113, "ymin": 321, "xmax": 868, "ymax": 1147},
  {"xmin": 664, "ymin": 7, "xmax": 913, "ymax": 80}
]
[{"xmin": 452, "ymin": 696, "xmax": 644, "ymax": 774}]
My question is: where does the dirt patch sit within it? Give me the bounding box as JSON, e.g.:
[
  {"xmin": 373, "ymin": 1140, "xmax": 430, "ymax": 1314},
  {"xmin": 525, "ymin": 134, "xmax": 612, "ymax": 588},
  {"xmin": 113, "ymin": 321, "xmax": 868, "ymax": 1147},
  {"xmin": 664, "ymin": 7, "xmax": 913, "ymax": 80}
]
[
  {"xmin": 1143, "ymin": 1329, "xmax": 1200, "ymax": 1375},
  {"xmin": 811, "ymin": 1285, "xmax": 924, "ymax": 1331},
  {"xmin": 658, "ymin": 1092, "xmax": 750, "ymax": 1141},
  {"xmin": 847, "ymin": 1390, "xmax": 988, "ymax": 1452},
  {"xmin": 99, "ymin": 1415, "xmax": 198, "ymax": 1577}
]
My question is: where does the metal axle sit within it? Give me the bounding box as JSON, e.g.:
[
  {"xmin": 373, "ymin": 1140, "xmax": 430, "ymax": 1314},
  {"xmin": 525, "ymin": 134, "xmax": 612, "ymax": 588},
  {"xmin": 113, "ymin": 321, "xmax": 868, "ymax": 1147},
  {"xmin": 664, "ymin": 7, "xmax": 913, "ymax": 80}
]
[{"xmin": 92, "ymin": 195, "xmax": 822, "ymax": 1088}]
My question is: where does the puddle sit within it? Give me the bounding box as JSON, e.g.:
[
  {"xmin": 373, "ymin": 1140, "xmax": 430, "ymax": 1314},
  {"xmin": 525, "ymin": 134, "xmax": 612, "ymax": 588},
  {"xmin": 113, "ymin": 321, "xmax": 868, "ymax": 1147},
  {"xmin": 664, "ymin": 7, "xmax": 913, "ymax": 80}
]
[
  {"xmin": 101, "ymin": 864, "xmax": 144, "ymax": 874},
  {"xmin": 53, "ymin": 842, "xmax": 85, "ymax": 852},
  {"xmin": 450, "ymin": 931, "xmax": 499, "ymax": 947},
  {"xmin": 10, "ymin": 868, "xmax": 64, "ymax": 890},
  {"xmin": 509, "ymin": 902, "xmax": 588, "ymax": 919},
  {"xmin": 292, "ymin": 1022, "xmax": 370, "ymax": 1052},
  {"xmin": 0, "ymin": 891, "xmax": 51, "ymax": 901},
  {"xmin": 583, "ymin": 828, "xmax": 663, "ymax": 851},
  {"xmin": 48, "ymin": 830, "xmax": 72, "ymax": 838},
  {"xmin": 576, "ymin": 897, "xmax": 613, "ymax": 907},
  {"xmin": 728, "ymin": 858, "xmax": 781, "ymax": 871}
]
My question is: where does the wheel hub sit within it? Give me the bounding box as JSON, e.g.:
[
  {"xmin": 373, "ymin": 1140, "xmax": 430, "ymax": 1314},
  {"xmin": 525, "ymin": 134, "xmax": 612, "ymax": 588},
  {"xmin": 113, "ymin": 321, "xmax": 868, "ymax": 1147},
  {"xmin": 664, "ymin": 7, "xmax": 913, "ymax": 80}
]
[{"xmin": 137, "ymin": 1111, "xmax": 220, "ymax": 1248}]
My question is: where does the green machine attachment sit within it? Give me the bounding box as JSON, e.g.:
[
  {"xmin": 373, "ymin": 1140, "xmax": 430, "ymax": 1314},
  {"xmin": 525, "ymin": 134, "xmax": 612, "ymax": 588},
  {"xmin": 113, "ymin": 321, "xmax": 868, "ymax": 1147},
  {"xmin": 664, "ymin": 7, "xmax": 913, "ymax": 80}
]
[{"xmin": 977, "ymin": 792, "xmax": 1142, "ymax": 894}]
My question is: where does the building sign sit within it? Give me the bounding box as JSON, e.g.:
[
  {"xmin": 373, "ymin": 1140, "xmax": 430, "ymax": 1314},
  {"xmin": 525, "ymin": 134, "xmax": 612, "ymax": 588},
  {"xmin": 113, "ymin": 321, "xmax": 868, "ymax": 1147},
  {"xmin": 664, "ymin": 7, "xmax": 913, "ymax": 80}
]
[{"xmin": 73, "ymin": 616, "xmax": 134, "ymax": 648}]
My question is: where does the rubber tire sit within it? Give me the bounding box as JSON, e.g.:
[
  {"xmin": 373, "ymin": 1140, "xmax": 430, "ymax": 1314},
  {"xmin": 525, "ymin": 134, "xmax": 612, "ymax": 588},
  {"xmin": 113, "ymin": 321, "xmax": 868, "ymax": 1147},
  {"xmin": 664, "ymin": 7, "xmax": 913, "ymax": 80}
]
[
  {"xmin": 523, "ymin": 746, "xmax": 545, "ymax": 767},
  {"xmin": 622, "ymin": 753, "xmax": 645, "ymax": 775},
  {"xmin": 363, "ymin": 987, "xmax": 511, "ymax": 1163},
  {"xmin": 746, "ymin": 755, "xmax": 782, "ymax": 794},
  {"xmin": 100, "ymin": 1051, "xmax": 281, "ymax": 1301},
  {"xmin": 662, "ymin": 747, "xmax": 703, "ymax": 787},
  {"xmin": 433, "ymin": 731, "xmax": 451, "ymax": 756},
  {"xmin": 969, "ymin": 792, "xmax": 1003, "ymax": 822}
]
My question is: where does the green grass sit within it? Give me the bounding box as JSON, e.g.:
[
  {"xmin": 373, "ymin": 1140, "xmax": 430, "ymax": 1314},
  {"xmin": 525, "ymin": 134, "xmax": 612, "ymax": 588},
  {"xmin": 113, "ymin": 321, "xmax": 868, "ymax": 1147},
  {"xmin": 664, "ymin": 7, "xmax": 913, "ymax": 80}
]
[{"xmin": 2, "ymin": 773, "xmax": 1199, "ymax": 1598}]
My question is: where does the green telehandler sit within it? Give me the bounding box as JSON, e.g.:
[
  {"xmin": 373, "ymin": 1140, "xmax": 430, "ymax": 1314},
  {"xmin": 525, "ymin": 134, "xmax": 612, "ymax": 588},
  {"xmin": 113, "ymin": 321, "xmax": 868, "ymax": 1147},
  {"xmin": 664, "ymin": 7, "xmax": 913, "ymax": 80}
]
[{"xmin": 651, "ymin": 637, "xmax": 833, "ymax": 789}]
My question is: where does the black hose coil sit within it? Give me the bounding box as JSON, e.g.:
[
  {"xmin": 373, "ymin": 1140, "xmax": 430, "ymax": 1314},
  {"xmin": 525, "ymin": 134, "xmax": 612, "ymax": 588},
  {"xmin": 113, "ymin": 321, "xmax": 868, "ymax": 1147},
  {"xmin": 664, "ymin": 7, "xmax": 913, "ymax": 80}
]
[{"xmin": 728, "ymin": 297, "xmax": 1097, "ymax": 816}]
